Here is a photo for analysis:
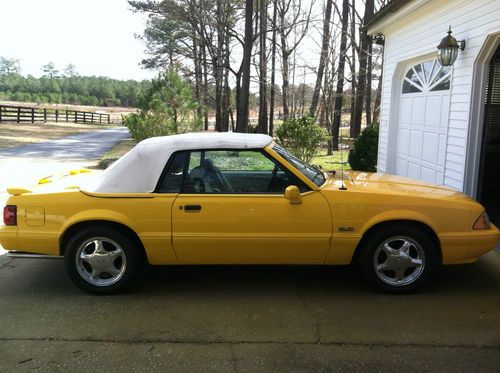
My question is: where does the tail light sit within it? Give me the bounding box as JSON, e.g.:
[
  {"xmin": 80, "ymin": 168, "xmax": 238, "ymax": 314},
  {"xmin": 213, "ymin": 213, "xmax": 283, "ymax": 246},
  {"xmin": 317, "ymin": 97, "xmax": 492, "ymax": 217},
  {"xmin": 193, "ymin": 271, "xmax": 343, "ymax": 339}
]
[
  {"xmin": 3, "ymin": 205, "xmax": 17, "ymax": 226},
  {"xmin": 473, "ymin": 212, "xmax": 491, "ymax": 230}
]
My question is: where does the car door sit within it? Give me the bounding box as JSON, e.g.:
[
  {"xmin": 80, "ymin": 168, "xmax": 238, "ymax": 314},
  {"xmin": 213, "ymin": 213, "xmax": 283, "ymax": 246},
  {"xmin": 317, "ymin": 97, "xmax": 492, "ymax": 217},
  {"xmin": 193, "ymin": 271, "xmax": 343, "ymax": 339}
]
[{"xmin": 168, "ymin": 149, "xmax": 332, "ymax": 264}]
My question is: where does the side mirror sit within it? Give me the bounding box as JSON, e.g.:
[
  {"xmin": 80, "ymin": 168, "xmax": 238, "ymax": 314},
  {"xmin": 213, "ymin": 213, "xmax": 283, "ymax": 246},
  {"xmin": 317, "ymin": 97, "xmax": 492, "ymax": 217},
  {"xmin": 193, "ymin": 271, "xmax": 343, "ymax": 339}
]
[{"xmin": 284, "ymin": 185, "xmax": 302, "ymax": 204}]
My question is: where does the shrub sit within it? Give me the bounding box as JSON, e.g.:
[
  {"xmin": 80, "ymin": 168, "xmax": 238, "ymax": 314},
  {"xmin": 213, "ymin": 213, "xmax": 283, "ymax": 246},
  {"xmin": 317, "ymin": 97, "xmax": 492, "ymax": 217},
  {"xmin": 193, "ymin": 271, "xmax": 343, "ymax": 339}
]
[
  {"xmin": 124, "ymin": 68, "xmax": 201, "ymax": 142},
  {"xmin": 348, "ymin": 123, "xmax": 379, "ymax": 172},
  {"xmin": 275, "ymin": 116, "xmax": 329, "ymax": 163}
]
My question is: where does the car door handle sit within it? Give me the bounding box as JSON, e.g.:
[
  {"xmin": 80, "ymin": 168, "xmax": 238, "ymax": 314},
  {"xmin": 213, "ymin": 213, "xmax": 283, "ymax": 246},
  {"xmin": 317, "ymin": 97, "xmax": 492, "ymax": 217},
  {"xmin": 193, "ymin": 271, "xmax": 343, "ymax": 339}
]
[{"xmin": 183, "ymin": 204, "xmax": 202, "ymax": 212}]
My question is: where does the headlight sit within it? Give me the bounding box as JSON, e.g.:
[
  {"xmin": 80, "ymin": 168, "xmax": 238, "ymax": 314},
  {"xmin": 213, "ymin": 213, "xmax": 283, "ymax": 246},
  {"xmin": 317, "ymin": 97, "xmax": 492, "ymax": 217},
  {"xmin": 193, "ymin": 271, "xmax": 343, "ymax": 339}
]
[{"xmin": 473, "ymin": 212, "xmax": 491, "ymax": 230}]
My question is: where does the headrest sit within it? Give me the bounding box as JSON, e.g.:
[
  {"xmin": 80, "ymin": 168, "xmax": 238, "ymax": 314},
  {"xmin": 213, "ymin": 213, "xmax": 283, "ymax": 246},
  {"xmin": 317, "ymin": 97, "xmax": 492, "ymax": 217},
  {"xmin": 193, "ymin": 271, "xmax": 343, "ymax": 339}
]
[{"xmin": 202, "ymin": 158, "xmax": 215, "ymax": 170}]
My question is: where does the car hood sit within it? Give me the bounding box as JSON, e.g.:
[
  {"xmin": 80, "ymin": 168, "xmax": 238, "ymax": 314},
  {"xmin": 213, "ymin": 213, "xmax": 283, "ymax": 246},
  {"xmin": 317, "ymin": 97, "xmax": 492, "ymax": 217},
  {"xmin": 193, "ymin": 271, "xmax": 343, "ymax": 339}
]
[{"xmin": 322, "ymin": 170, "xmax": 468, "ymax": 199}]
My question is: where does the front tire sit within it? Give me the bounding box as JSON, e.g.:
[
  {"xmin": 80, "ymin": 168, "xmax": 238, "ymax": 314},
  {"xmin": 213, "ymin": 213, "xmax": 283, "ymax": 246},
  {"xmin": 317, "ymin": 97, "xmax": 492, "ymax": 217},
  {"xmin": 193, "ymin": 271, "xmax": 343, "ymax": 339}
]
[
  {"xmin": 64, "ymin": 227, "xmax": 140, "ymax": 294},
  {"xmin": 358, "ymin": 225, "xmax": 439, "ymax": 293}
]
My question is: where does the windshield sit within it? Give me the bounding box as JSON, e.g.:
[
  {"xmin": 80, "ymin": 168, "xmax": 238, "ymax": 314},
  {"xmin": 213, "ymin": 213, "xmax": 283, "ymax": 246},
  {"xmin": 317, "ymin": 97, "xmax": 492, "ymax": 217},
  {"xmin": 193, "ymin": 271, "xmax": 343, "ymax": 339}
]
[{"xmin": 272, "ymin": 143, "xmax": 326, "ymax": 187}]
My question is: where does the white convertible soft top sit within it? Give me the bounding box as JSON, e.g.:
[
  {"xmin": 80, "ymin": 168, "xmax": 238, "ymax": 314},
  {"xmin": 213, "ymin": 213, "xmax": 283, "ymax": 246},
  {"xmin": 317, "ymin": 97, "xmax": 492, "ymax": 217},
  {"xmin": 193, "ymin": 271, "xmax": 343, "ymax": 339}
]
[{"xmin": 82, "ymin": 132, "xmax": 273, "ymax": 193}]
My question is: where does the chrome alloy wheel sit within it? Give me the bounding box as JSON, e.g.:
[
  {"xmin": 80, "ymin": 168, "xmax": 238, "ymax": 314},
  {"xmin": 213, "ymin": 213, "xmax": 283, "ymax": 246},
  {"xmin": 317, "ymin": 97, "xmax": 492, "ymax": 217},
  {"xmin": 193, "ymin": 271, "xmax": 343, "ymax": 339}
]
[
  {"xmin": 373, "ymin": 236, "xmax": 425, "ymax": 286},
  {"xmin": 75, "ymin": 237, "xmax": 127, "ymax": 287}
]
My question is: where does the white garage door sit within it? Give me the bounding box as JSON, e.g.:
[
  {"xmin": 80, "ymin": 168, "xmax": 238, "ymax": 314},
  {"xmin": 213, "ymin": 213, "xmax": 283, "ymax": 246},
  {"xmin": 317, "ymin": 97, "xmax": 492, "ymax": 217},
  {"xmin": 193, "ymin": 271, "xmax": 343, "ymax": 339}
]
[{"xmin": 395, "ymin": 60, "xmax": 451, "ymax": 184}]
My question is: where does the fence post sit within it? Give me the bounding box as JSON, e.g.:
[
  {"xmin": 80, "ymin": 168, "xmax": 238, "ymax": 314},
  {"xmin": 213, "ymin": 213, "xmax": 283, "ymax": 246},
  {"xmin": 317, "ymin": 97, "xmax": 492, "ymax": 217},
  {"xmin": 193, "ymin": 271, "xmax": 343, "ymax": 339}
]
[
  {"xmin": 55, "ymin": 109, "xmax": 59, "ymax": 122},
  {"xmin": 99, "ymin": 114, "xmax": 102, "ymax": 124},
  {"xmin": 17, "ymin": 107, "xmax": 21, "ymax": 123},
  {"xmin": 0, "ymin": 106, "xmax": 2, "ymax": 122},
  {"xmin": 83, "ymin": 112, "xmax": 86, "ymax": 124},
  {"xmin": 91, "ymin": 112, "xmax": 94, "ymax": 124},
  {"xmin": 32, "ymin": 108, "xmax": 35, "ymax": 123},
  {"xmin": 74, "ymin": 111, "xmax": 77, "ymax": 123},
  {"xmin": 108, "ymin": 114, "xmax": 110, "ymax": 124},
  {"xmin": 43, "ymin": 109, "xmax": 47, "ymax": 122}
]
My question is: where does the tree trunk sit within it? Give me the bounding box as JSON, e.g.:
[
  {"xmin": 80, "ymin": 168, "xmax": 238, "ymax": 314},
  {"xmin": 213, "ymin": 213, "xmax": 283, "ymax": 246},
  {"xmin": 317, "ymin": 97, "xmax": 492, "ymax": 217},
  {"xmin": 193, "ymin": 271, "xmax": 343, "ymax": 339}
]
[
  {"xmin": 236, "ymin": 0, "xmax": 254, "ymax": 132},
  {"xmin": 258, "ymin": 0, "xmax": 268, "ymax": 134},
  {"xmin": 352, "ymin": 0, "xmax": 374, "ymax": 136},
  {"xmin": 365, "ymin": 40, "xmax": 373, "ymax": 126},
  {"xmin": 373, "ymin": 62, "xmax": 383, "ymax": 124},
  {"xmin": 332, "ymin": 0, "xmax": 349, "ymax": 151},
  {"xmin": 192, "ymin": 33, "xmax": 203, "ymax": 126},
  {"xmin": 269, "ymin": 0, "xmax": 277, "ymax": 136},
  {"xmin": 349, "ymin": 0, "xmax": 357, "ymax": 137},
  {"xmin": 309, "ymin": 0, "xmax": 333, "ymax": 117},
  {"xmin": 202, "ymin": 43, "xmax": 209, "ymax": 130},
  {"xmin": 221, "ymin": 26, "xmax": 230, "ymax": 132},
  {"xmin": 281, "ymin": 51, "xmax": 290, "ymax": 119},
  {"xmin": 279, "ymin": 5, "xmax": 290, "ymax": 119}
]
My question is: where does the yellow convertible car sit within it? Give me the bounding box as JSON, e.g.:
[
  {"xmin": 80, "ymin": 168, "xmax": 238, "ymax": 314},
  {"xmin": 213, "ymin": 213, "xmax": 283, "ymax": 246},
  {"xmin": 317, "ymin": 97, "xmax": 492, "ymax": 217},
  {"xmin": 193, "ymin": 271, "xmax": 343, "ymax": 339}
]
[{"xmin": 1, "ymin": 133, "xmax": 499, "ymax": 294}]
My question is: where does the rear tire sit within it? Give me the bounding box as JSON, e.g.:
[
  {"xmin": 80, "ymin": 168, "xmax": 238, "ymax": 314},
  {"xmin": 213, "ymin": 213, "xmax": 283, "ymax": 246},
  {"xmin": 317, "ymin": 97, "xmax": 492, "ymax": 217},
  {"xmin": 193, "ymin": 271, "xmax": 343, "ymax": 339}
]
[
  {"xmin": 358, "ymin": 225, "xmax": 439, "ymax": 293},
  {"xmin": 64, "ymin": 227, "xmax": 140, "ymax": 294}
]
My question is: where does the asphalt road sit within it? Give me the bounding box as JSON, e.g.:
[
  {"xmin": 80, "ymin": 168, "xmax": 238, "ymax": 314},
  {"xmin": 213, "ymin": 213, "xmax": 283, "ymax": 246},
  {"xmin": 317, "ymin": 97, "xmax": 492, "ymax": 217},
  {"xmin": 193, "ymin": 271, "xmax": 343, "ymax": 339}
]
[
  {"xmin": 0, "ymin": 127, "xmax": 130, "ymax": 160},
  {"xmin": 0, "ymin": 127, "xmax": 130, "ymax": 195},
  {"xmin": 0, "ymin": 252, "xmax": 499, "ymax": 372}
]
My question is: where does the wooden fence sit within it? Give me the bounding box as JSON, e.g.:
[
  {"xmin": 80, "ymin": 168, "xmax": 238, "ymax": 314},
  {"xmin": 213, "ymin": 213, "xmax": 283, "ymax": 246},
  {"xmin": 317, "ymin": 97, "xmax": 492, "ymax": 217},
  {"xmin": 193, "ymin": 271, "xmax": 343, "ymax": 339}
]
[{"xmin": 0, "ymin": 104, "xmax": 115, "ymax": 125}]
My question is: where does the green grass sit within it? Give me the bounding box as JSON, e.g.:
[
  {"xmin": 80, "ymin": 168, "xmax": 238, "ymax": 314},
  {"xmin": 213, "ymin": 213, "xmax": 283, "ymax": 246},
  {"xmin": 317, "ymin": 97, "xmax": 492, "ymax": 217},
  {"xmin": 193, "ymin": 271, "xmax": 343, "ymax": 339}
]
[{"xmin": 311, "ymin": 148, "xmax": 351, "ymax": 171}]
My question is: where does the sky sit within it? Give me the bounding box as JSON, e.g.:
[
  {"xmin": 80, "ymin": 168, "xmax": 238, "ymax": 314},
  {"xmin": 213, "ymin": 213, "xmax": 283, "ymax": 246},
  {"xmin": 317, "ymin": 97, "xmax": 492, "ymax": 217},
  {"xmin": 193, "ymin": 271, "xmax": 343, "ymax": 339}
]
[{"xmin": 0, "ymin": 0, "xmax": 155, "ymax": 81}]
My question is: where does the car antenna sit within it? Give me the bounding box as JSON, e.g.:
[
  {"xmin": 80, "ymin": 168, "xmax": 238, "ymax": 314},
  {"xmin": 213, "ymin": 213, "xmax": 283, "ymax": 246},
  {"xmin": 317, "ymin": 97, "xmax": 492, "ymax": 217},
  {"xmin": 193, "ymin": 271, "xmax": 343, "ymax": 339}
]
[{"xmin": 339, "ymin": 123, "xmax": 347, "ymax": 190}]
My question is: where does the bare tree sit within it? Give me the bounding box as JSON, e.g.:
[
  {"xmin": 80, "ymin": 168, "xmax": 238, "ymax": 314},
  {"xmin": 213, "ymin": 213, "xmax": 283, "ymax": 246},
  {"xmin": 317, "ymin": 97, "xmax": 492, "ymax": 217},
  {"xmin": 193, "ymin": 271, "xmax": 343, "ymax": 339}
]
[
  {"xmin": 269, "ymin": 0, "xmax": 278, "ymax": 135},
  {"xmin": 277, "ymin": 0, "xmax": 313, "ymax": 119},
  {"xmin": 258, "ymin": 0, "xmax": 269, "ymax": 133},
  {"xmin": 236, "ymin": 0, "xmax": 254, "ymax": 132},
  {"xmin": 331, "ymin": 0, "xmax": 349, "ymax": 151},
  {"xmin": 309, "ymin": 0, "xmax": 333, "ymax": 117},
  {"xmin": 352, "ymin": 0, "xmax": 374, "ymax": 136}
]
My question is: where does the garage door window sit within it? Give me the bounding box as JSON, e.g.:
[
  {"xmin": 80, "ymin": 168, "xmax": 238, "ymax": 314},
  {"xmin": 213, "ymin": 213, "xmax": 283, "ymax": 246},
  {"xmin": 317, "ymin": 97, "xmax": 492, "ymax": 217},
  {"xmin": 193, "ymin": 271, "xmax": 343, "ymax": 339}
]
[{"xmin": 402, "ymin": 60, "xmax": 451, "ymax": 94}]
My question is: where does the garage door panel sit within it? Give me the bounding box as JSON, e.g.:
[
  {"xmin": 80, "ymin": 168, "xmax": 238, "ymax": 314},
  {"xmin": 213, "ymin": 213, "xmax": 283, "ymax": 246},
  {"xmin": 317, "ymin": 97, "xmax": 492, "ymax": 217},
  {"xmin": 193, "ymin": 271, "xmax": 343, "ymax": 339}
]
[
  {"xmin": 421, "ymin": 166, "xmax": 436, "ymax": 183},
  {"xmin": 394, "ymin": 59, "xmax": 450, "ymax": 186},
  {"xmin": 397, "ymin": 128, "xmax": 410, "ymax": 156},
  {"xmin": 424, "ymin": 96, "xmax": 441, "ymax": 128},
  {"xmin": 409, "ymin": 130, "xmax": 423, "ymax": 159},
  {"xmin": 408, "ymin": 162, "xmax": 421, "ymax": 180},
  {"xmin": 399, "ymin": 97, "xmax": 413, "ymax": 124},
  {"xmin": 422, "ymin": 132, "xmax": 438, "ymax": 164},
  {"xmin": 411, "ymin": 96, "xmax": 425, "ymax": 126}
]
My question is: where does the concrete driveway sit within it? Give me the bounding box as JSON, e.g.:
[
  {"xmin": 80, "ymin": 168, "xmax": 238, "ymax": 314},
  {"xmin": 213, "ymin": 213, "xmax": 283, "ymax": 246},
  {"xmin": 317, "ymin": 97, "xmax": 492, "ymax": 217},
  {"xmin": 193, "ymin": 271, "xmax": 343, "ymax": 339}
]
[{"xmin": 0, "ymin": 252, "xmax": 499, "ymax": 371}]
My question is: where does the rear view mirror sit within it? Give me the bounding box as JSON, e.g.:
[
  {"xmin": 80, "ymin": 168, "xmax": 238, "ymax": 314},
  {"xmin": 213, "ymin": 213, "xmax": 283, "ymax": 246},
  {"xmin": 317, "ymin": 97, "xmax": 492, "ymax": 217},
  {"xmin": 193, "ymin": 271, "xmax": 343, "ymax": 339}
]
[{"xmin": 284, "ymin": 185, "xmax": 302, "ymax": 204}]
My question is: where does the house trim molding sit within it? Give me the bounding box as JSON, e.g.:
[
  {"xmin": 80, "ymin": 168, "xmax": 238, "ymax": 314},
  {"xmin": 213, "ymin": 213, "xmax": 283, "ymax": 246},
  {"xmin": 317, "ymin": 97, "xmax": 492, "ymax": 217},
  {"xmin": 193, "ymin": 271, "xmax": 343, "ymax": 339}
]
[{"xmin": 464, "ymin": 31, "xmax": 500, "ymax": 198}]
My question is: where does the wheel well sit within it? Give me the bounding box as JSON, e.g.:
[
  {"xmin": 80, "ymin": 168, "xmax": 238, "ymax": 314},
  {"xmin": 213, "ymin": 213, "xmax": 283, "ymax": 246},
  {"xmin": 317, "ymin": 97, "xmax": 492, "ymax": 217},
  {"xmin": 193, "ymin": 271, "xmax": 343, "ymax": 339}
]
[
  {"xmin": 350, "ymin": 220, "xmax": 442, "ymax": 265},
  {"xmin": 59, "ymin": 220, "xmax": 148, "ymax": 262}
]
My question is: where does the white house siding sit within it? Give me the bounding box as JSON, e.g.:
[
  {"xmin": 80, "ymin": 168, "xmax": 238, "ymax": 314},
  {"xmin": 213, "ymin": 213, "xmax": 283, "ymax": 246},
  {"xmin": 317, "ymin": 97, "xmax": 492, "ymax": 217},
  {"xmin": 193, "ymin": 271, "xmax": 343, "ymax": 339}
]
[{"xmin": 372, "ymin": 0, "xmax": 500, "ymax": 192}]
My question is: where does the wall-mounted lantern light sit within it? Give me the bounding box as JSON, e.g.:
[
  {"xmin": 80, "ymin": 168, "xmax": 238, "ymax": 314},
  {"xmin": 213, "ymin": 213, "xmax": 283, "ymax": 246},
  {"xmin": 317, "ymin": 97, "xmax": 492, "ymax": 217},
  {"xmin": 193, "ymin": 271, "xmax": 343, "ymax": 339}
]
[{"xmin": 437, "ymin": 26, "xmax": 466, "ymax": 66}]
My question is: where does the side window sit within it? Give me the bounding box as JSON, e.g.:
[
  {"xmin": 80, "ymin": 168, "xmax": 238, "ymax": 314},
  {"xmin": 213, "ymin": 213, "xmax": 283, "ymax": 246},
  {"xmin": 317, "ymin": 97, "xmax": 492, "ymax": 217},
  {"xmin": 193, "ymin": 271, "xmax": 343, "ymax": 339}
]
[
  {"xmin": 157, "ymin": 152, "xmax": 188, "ymax": 193},
  {"xmin": 182, "ymin": 150, "xmax": 309, "ymax": 194}
]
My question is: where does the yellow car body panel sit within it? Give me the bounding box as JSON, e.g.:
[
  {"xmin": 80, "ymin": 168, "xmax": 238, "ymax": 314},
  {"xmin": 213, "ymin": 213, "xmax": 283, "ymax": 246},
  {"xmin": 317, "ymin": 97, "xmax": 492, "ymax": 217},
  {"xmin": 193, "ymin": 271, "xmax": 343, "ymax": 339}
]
[
  {"xmin": 1, "ymin": 145, "xmax": 499, "ymax": 268},
  {"xmin": 171, "ymin": 191, "xmax": 331, "ymax": 263}
]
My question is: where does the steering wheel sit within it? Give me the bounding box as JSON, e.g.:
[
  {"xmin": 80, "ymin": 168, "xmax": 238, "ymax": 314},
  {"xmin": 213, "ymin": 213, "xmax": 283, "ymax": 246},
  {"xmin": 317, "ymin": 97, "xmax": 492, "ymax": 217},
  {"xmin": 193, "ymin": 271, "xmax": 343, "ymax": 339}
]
[{"xmin": 266, "ymin": 165, "xmax": 279, "ymax": 192}]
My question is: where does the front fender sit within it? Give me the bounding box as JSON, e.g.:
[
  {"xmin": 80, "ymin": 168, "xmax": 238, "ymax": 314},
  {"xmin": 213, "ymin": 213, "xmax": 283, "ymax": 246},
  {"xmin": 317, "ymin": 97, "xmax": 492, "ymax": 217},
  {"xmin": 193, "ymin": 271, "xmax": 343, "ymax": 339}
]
[{"xmin": 359, "ymin": 210, "xmax": 439, "ymax": 237}]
